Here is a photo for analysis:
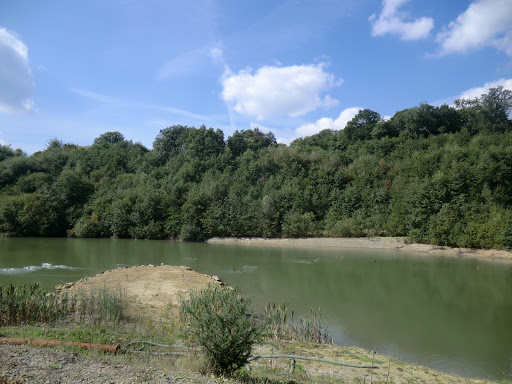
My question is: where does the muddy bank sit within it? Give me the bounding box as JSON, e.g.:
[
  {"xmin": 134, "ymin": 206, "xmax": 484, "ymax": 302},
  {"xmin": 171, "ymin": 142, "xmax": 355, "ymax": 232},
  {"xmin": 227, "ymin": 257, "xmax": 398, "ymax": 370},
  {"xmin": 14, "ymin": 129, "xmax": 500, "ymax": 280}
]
[{"xmin": 207, "ymin": 237, "xmax": 512, "ymax": 264}]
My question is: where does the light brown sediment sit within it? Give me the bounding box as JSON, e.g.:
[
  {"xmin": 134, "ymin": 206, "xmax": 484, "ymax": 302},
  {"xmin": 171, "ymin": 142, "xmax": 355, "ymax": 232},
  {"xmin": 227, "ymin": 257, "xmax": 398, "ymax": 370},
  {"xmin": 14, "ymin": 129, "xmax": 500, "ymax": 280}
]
[
  {"xmin": 59, "ymin": 264, "xmax": 223, "ymax": 321},
  {"xmin": 206, "ymin": 237, "xmax": 512, "ymax": 264}
]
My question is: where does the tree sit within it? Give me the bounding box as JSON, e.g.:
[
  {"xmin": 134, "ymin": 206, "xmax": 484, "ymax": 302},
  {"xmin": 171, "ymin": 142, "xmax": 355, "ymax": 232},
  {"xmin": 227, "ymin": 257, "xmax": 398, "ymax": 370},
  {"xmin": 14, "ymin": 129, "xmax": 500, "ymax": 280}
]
[
  {"xmin": 455, "ymin": 86, "xmax": 512, "ymax": 133},
  {"xmin": 343, "ymin": 109, "xmax": 381, "ymax": 142},
  {"xmin": 186, "ymin": 125, "xmax": 225, "ymax": 160},
  {"xmin": 47, "ymin": 138, "xmax": 63, "ymax": 149},
  {"xmin": 480, "ymin": 86, "xmax": 512, "ymax": 125},
  {"xmin": 0, "ymin": 145, "xmax": 24, "ymax": 162},
  {"xmin": 93, "ymin": 131, "xmax": 125, "ymax": 145},
  {"xmin": 152, "ymin": 125, "xmax": 189, "ymax": 163},
  {"xmin": 227, "ymin": 127, "xmax": 276, "ymax": 157}
]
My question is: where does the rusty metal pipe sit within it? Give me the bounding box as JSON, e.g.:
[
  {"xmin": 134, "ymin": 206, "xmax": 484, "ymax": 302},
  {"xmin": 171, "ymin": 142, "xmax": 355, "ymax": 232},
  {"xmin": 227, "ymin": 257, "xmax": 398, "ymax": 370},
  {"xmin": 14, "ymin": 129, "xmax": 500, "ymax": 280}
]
[{"xmin": 0, "ymin": 337, "xmax": 120, "ymax": 353}]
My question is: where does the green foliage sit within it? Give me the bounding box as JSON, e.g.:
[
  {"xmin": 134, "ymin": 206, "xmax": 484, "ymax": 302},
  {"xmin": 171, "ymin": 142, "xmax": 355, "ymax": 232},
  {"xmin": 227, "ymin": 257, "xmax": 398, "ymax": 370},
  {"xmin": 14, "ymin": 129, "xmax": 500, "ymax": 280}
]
[
  {"xmin": 344, "ymin": 109, "xmax": 381, "ymax": 142},
  {"xmin": 282, "ymin": 211, "xmax": 316, "ymax": 237},
  {"xmin": 0, "ymin": 194, "xmax": 58, "ymax": 236},
  {"xmin": 73, "ymin": 213, "xmax": 107, "ymax": 238},
  {"xmin": 180, "ymin": 286, "xmax": 262, "ymax": 376},
  {"xmin": 1, "ymin": 88, "xmax": 512, "ymax": 249},
  {"xmin": 227, "ymin": 127, "xmax": 277, "ymax": 157},
  {"xmin": 0, "ymin": 144, "xmax": 24, "ymax": 162},
  {"xmin": 93, "ymin": 131, "xmax": 125, "ymax": 145}
]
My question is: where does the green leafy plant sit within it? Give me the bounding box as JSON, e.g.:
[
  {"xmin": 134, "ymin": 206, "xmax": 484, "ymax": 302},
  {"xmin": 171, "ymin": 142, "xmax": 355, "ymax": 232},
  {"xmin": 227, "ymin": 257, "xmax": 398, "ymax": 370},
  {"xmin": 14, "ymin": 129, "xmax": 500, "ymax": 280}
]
[{"xmin": 180, "ymin": 286, "xmax": 262, "ymax": 376}]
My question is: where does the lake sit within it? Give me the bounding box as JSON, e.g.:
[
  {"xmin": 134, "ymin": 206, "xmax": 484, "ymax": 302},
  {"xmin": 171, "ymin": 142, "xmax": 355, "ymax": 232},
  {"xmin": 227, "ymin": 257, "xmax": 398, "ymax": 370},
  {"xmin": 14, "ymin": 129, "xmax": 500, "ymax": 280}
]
[{"xmin": 1, "ymin": 237, "xmax": 511, "ymax": 380}]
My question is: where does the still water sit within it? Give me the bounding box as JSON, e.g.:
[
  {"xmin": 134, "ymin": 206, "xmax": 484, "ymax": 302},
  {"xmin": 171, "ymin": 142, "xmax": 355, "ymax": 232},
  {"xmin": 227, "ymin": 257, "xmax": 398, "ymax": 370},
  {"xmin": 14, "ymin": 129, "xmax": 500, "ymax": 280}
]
[{"xmin": 1, "ymin": 237, "xmax": 511, "ymax": 380}]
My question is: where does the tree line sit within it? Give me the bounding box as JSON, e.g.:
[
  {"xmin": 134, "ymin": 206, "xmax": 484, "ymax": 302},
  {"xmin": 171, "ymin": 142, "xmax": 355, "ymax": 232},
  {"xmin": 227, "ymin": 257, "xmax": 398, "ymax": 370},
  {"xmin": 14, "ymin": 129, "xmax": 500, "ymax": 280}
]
[{"xmin": 1, "ymin": 86, "xmax": 512, "ymax": 249}]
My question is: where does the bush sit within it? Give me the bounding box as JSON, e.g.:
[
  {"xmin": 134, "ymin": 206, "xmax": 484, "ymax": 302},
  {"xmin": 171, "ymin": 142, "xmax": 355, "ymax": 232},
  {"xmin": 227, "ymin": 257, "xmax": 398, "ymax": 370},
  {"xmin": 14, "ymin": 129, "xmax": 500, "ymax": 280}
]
[
  {"xmin": 180, "ymin": 286, "xmax": 262, "ymax": 376},
  {"xmin": 73, "ymin": 214, "xmax": 107, "ymax": 238}
]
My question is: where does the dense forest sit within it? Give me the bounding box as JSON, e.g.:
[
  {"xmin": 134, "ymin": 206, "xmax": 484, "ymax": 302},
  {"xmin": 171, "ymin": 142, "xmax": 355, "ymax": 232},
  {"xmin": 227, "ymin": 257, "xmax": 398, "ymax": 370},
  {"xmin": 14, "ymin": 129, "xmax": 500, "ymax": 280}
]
[{"xmin": 1, "ymin": 86, "xmax": 512, "ymax": 249}]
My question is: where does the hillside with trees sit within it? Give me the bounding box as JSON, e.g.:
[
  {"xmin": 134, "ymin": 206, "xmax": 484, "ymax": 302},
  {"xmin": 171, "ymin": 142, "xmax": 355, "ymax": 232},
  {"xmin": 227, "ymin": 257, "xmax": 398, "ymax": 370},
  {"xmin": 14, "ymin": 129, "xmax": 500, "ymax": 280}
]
[{"xmin": 1, "ymin": 87, "xmax": 512, "ymax": 249}]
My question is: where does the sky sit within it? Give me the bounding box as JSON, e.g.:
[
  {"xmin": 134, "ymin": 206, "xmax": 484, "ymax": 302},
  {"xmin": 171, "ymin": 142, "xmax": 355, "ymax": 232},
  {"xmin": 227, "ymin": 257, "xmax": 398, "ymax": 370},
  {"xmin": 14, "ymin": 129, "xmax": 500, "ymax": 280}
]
[{"xmin": 1, "ymin": 0, "xmax": 512, "ymax": 153}]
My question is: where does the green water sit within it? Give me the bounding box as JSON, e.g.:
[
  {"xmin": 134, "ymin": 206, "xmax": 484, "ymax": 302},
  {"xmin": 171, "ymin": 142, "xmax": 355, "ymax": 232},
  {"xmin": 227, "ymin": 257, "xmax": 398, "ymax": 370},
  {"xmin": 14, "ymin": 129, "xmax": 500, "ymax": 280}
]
[{"xmin": 1, "ymin": 237, "xmax": 511, "ymax": 380}]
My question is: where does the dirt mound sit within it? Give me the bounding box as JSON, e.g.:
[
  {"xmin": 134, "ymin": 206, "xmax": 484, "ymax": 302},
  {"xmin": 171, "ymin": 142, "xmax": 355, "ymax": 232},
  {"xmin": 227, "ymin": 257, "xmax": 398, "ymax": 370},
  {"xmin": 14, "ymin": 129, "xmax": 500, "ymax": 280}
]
[{"xmin": 59, "ymin": 264, "xmax": 223, "ymax": 320}]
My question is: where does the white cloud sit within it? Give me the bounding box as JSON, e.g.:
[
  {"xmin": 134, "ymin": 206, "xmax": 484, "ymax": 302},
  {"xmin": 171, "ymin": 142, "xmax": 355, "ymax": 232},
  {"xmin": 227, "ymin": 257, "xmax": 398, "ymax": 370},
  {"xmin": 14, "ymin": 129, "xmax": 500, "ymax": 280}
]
[
  {"xmin": 457, "ymin": 78, "xmax": 512, "ymax": 100},
  {"xmin": 370, "ymin": 0, "xmax": 434, "ymax": 41},
  {"xmin": 221, "ymin": 63, "xmax": 340, "ymax": 120},
  {"xmin": 436, "ymin": 0, "xmax": 512, "ymax": 56},
  {"xmin": 295, "ymin": 107, "xmax": 362, "ymax": 137},
  {"xmin": 72, "ymin": 88, "xmax": 209, "ymax": 121},
  {"xmin": 0, "ymin": 27, "xmax": 34, "ymax": 113},
  {"xmin": 209, "ymin": 47, "xmax": 223, "ymax": 62},
  {"xmin": 158, "ymin": 45, "xmax": 225, "ymax": 80}
]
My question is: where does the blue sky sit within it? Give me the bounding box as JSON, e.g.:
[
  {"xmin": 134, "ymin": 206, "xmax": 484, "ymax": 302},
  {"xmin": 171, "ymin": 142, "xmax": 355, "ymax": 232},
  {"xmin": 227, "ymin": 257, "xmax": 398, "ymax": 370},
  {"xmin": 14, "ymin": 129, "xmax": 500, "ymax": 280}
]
[{"xmin": 1, "ymin": 0, "xmax": 512, "ymax": 153}]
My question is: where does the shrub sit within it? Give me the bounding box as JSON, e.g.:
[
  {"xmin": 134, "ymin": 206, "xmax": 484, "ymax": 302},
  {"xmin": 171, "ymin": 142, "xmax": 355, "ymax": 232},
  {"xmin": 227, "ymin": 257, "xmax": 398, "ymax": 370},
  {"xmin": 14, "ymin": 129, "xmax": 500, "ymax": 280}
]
[{"xmin": 180, "ymin": 286, "xmax": 262, "ymax": 376}]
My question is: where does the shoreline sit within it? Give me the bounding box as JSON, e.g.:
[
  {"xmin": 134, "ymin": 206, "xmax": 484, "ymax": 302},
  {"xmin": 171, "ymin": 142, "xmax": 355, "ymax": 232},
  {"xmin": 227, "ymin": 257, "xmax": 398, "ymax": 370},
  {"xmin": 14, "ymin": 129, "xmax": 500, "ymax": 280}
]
[
  {"xmin": 2, "ymin": 264, "xmax": 501, "ymax": 383},
  {"xmin": 207, "ymin": 236, "xmax": 512, "ymax": 264}
]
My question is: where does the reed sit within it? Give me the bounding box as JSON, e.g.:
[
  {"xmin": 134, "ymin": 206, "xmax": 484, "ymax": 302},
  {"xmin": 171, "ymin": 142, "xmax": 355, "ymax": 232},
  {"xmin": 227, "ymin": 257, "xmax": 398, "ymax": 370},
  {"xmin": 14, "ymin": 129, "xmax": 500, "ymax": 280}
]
[
  {"xmin": 0, "ymin": 283, "xmax": 123, "ymax": 327},
  {"xmin": 264, "ymin": 303, "xmax": 331, "ymax": 344}
]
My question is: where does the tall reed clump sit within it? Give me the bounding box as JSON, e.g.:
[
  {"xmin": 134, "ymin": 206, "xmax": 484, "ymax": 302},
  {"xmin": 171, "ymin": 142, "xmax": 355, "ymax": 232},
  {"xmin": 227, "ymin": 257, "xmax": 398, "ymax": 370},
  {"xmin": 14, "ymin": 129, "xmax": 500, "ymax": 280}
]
[
  {"xmin": 180, "ymin": 286, "xmax": 263, "ymax": 376},
  {"xmin": 72, "ymin": 287, "xmax": 123, "ymax": 326},
  {"xmin": 264, "ymin": 303, "xmax": 332, "ymax": 344},
  {"xmin": 0, "ymin": 283, "xmax": 73, "ymax": 326},
  {"xmin": 0, "ymin": 283, "xmax": 123, "ymax": 327}
]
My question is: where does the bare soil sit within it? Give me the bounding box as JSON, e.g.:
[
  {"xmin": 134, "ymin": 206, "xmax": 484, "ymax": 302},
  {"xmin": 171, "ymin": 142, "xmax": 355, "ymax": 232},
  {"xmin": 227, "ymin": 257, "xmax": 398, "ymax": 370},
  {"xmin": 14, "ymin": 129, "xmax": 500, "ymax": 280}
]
[
  {"xmin": 207, "ymin": 236, "xmax": 512, "ymax": 264},
  {"xmin": 62, "ymin": 264, "xmax": 223, "ymax": 319},
  {"xmin": 0, "ymin": 344, "xmax": 190, "ymax": 384}
]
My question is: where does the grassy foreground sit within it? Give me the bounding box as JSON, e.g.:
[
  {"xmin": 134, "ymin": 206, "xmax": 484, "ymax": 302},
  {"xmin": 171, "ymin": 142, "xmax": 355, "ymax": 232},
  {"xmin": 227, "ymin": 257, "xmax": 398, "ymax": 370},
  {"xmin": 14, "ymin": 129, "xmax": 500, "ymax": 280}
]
[{"xmin": 0, "ymin": 281, "xmax": 507, "ymax": 384}]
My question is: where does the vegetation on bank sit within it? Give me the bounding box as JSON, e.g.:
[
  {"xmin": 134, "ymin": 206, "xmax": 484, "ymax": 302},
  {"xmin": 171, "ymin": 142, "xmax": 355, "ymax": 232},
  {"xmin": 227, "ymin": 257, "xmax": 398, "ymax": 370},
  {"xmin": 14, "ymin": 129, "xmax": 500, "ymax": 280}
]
[
  {"xmin": 2, "ymin": 282, "xmax": 499, "ymax": 383},
  {"xmin": 0, "ymin": 283, "xmax": 354, "ymax": 382},
  {"xmin": 1, "ymin": 87, "xmax": 512, "ymax": 249},
  {"xmin": 0, "ymin": 282, "xmax": 123, "ymax": 327}
]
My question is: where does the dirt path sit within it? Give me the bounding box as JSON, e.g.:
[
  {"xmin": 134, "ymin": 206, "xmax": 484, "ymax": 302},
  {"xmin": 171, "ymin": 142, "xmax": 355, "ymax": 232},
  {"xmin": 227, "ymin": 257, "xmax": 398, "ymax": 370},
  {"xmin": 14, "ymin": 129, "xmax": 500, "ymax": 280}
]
[{"xmin": 0, "ymin": 344, "xmax": 188, "ymax": 384}]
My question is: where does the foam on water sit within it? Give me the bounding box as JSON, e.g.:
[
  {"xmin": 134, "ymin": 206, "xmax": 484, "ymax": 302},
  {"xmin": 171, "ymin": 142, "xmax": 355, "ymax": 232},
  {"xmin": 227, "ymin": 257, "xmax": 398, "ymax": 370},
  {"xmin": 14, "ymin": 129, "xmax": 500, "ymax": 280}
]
[{"xmin": 0, "ymin": 263, "xmax": 81, "ymax": 275}]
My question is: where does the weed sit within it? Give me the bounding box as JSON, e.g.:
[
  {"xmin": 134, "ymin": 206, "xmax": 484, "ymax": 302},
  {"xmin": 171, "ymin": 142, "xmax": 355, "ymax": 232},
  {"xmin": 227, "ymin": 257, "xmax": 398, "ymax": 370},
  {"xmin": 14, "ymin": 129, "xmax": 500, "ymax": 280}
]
[{"xmin": 180, "ymin": 286, "xmax": 263, "ymax": 376}]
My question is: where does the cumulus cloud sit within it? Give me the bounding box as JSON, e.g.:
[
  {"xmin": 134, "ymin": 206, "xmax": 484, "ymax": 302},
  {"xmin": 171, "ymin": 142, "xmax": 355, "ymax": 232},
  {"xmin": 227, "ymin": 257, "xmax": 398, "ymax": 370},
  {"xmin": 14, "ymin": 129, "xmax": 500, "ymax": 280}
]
[
  {"xmin": 370, "ymin": 0, "xmax": 434, "ymax": 41},
  {"xmin": 221, "ymin": 63, "xmax": 340, "ymax": 120},
  {"xmin": 0, "ymin": 27, "xmax": 34, "ymax": 113},
  {"xmin": 457, "ymin": 78, "xmax": 512, "ymax": 100},
  {"xmin": 436, "ymin": 0, "xmax": 512, "ymax": 56},
  {"xmin": 295, "ymin": 107, "xmax": 362, "ymax": 137}
]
